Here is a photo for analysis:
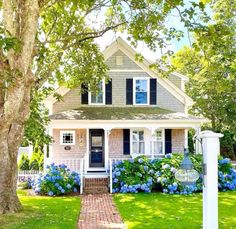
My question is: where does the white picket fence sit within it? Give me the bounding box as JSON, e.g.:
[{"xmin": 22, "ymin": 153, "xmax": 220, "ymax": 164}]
[{"xmin": 18, "ymin": 170, "xmax": 40, "ymax": 181}]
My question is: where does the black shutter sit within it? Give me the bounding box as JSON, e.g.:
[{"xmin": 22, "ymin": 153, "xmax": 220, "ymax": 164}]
[
  {"xmin": 105, "ymin": 80, "xmax": 112, "ymax": 105},
  {"xmin": 126, "ymin": 79, "xmax": 133, "ymax": 105},
  {"xmin": 81, "ymin": 83, "xmax": 88, "ymax": 104},
  {"xmin": 150, "ymin": 78, "xmax": 157, "ymax": 105},
  {"xmin": 123, "ymin": 129, "xmax": 130, "ymax": 155},
  {"xmin": 165, "ymin": 129, "xmax": 172, "ymax": 154}
]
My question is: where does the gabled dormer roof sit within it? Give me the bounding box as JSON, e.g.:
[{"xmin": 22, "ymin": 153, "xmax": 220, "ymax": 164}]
[
  {"xmin": 103, "ymin": 37, "xmax": 192, "ymax": 105},
  {"xmin": 45, "ymin": 37, "xmax": 193, "ymax": 107}
]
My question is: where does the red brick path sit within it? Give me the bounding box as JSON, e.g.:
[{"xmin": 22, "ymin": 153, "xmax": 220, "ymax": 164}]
[{"xmin": 78, "ymin": 194, "xmax": 126, "ymax": 229}]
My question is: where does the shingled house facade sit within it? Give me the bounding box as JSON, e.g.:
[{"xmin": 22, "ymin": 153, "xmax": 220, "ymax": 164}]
[{"xmin": 44, "ymin": 38, "xmax": 205, "ymax": 176}]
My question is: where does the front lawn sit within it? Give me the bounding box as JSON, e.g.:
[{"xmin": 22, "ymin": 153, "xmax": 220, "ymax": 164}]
[
  {"xmin": 114, "ymin": 191, "xmax": 236, "ymax": 229},
  {"xmin": 0, "ymin": 190, "xmax": 81, "ymax": 229}
]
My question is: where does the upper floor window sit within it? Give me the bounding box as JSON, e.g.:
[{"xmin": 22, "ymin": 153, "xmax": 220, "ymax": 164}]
[
  {"xmin": 60, "ymin": 130, "xmax": 75, "ymax": 145},
  {"xmin": 134, "ymin": 78, "xmax": 149, "ymax": 105},
  {"xmin": 89, "ymin": 80, "xmax": 105, "ymax": 105}
]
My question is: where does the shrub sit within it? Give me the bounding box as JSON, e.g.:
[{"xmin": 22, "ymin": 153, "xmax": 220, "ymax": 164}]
[
  {"xmin": 29, "ymin": 153, "xmax": 40, "ymax": 170},
  {"xmin": 218, "ymin": 157, "xmax": 236, "ymax": 191},
  {"xmin": 32, "ymin": 164, "xmax": 80, "ymax": 196},
  {"xmin": 112, "ymin": 154, "xmax": 236, "ymax": 195},
  {"xmin": 18, "ymin": 177, "xmax": 33, "ymax": 189},
  {"xmin": 18, "ymin": 153, "xmax": 30, "ymax": 170},
  {"xmin": 29, "ymin": 153, "xmax": 44, "ymax": 171}
]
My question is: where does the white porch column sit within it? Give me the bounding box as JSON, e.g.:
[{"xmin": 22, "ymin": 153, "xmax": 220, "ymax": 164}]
[
  {"xmin": 184, "ymin": 129, "xmax": 188, "ymax": 149},
  {"xmin": 195, "ymin": 126, "xmax": 201, "ymax": 154},
  {"xmin": 197, "ymin": 130, "xmax": 223, "ymax": 229},
  {"xmin": 104, "ymin": 128, "xmax": 112, "ymax": 171}
]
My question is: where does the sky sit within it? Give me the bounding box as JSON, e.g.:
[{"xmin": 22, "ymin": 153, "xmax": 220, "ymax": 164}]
[{"xmin": 94, "ymin": 8, "xmax": 192, "ymax": 61}]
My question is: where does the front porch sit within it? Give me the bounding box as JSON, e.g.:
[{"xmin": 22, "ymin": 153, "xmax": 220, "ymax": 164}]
[{"xmin": 44, "ymin": 125, "xmax": 198, "ymax": 176}]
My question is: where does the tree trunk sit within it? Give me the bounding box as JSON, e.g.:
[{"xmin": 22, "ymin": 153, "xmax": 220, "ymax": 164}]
[
  {"xmin": 0, "ymin": 125, "xmax": 24, "ymax": 213},
  {"xmin": 0, "ymin": 0, "xmax": 39, "ymax": 214}
]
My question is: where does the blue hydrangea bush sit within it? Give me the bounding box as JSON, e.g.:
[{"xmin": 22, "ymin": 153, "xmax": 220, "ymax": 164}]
[
  {"xmin": 32, "ymin": 163, "xmax": 80, "ymax": 196},
  {"xmin": 112, "ymin": 154, "xmax": 236, "ymax": 195}
]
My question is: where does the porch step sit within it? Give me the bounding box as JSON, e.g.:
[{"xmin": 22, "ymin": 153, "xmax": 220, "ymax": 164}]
[{"xmin": 83, "ymin": 178, "xmax": 109, "ymax": 194}]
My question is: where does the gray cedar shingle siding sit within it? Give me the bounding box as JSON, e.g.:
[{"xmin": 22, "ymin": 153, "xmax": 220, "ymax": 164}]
[
  {"xmin": 106, "ymin": 50, "xmax": 142, "ymax": 70},
  {"xmin": 168, "ymin": 74, "xmax": 182, "ymax": 89},
  {"xmin": 156, "ymin": 83, "xmax": 185, "ymax": 112},
  {"xmin": 52, "ymin": 50, "xmax": 185, "ymax": 113}
]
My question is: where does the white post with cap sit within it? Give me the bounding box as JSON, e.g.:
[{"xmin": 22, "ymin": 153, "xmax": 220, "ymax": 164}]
[{"xmin": 197, "ymin": 130, "xmax": 223, "ymax": 229}]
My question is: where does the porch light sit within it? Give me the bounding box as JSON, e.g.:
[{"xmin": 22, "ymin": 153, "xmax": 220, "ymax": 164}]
[{"xmin": 175, "ymin": 148, "xmax": 200, "ymax": 186}]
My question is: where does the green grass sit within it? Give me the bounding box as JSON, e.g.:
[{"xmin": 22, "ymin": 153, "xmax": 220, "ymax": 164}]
[
  {"xmin": 0, "ymin": 190, "xmax": 81, "ymax": 229},
  {"xmin": 114, "ymin": 191, "xmax": 236, "ymax": 229}
]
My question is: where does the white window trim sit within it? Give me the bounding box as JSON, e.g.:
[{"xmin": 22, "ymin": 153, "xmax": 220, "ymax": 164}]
[
  {"xmin": 130, "ymin": 129, "xmax": 145, "ymax": 156},
  {"xmin": 152, "ymin": 129, "xmax": 165, "ymax": 155},
  {"xmin": 88, "ymin": 80, "xmax": 105, "ymax": 105},
  {"xmin": 60, "ymin": 130, "xmax": 76, "ymax": 145},
  {"xmin": 133, "ymin": 77, "xmax": 150, "ymax": 105}
]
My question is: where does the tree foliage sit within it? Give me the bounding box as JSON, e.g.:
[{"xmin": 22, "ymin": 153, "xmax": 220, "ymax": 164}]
[{"xmin": 171, "ymin": 0, "xmax": 236, "ymax": 157}]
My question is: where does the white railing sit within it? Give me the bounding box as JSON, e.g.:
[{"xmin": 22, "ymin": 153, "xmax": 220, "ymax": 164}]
[
  {"xmin": 80, "ymin": 159, "xmax": 84, "ymax": 194},
  {"xmin": 18, "ymin": 170, "xmax": 40, "ymax": 181},
  {"xmin": 44, "ymin": 157, "xmax": 85, "ymax": 194},
  {"xmin": 109, "ymin": 158, "xmax": 128, "ymax": 194}
]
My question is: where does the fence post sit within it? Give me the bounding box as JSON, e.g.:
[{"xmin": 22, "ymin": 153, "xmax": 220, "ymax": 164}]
[{"xmin": 197, "ymin": 130, "xmax": 223, "ymax": 229}]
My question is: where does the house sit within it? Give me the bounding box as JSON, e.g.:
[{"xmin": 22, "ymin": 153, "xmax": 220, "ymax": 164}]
[{"xmin": 44, "ymin": 37, "xmax": 206, "ymax": 184}]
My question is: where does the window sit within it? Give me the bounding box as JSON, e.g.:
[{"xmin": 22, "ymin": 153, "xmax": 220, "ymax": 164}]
[
  {"xmin": 89, "ymin": 80, "xmax": 105, "ymax": 105},
  {"xmin": 60, "ymin": 131, "xmax": 75, "ymax": 145},
  {"xmin": 132, "ymin": 130, "xmax": 145, "ymax": 154},
  {"xmin": 134, "ymin": 78, "xmax": 149, "ymax": 105},
  {"xmin": 152, "ymin": 130, "xmax": 163, "ymax": 155},
  {"xmin": 116, "ymin": 56, "xmax": 123, "ymax": 65}
]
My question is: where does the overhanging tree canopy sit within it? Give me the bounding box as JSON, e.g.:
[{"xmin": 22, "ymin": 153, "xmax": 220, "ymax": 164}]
[{"xmin": 0, "ymin": 0, "xmax": 208, "ymax": 214}]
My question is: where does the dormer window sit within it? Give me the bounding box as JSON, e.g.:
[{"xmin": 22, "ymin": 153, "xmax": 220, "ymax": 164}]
[
  {"xmin": 89, "ymin": 80, "xmax": 105, "ymax": 105},
  {"xmin": 133, "ymin": 78, "xmax": 149, "ymax": 105},
  {"xmin": 116, "ymin": 56, "xmax": 123, "ymax": 65}
]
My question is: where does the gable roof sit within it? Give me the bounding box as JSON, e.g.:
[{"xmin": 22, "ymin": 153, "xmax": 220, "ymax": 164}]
[
  {"xmin": 45, "ymin": 37, "xmax": 193, "ymax": 106},
  {"xmin": 103, "ymin": 37, "xmax": 193, "ymax": 105},
  {"xmin": 49, "ymin": 107, "xmax": 204, "ymax": 122}
]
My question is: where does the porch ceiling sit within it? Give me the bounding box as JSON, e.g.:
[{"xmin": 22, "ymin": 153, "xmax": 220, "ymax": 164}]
[{"xmin": 49, "ymin": 106, "xmax": 204, "ymax": 121}]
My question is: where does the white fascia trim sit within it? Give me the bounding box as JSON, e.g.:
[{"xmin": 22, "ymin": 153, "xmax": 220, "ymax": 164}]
[
  {"xmin": 49, "ymin": 119, "xmax": 208, "ymax": 130},
  {"xmin": 45, "ymin": 86, "xmax": 70, "ymax": 104}
]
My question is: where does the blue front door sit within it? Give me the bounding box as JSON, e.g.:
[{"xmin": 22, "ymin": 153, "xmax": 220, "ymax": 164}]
[{"xmin": 89, "ymin": 129, "xmax": 104, "ymax": 167}]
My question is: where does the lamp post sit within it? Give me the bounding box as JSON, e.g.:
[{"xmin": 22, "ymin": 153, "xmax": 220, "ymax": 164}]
[{"xmin": 175, "ymin": 148, "xmax": 200, "ymax": 186}]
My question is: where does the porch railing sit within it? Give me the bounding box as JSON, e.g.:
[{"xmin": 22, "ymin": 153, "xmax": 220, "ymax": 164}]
[
  {"xmin": 44, "ymin": 157, "xmax": 85, "ymax": 194},
  {"xmin": 18, "ymin": 170, "xmax": 40, "ymax": 181}
]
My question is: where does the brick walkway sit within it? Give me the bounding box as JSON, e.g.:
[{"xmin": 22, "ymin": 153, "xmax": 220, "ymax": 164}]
[{"xmin": 78, "ymin": 194, "xmax": 126, "ymax": 229}]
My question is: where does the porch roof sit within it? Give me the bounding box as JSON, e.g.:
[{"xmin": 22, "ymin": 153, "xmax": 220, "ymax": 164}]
[{"xmin": 49, "ymin": 106, "xmax": 204, "ymax": 121}]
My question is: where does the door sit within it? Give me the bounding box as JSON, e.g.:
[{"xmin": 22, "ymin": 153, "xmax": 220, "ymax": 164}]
[{"xmin": 89, "ymin": 129, "xmax": 104, "ymax": 167}]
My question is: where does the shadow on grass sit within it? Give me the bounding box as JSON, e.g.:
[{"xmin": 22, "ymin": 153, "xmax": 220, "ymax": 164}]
[
  {"xmin": 114, "ymin": 191, "xmax": 236, "ymax": 229},
  {"xmin": 0, "ymin": 191, "xmax": 81, "ymax": 229}
]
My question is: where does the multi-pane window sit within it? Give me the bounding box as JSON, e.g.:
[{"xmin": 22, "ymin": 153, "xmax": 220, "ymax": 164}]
[
  {"xmin": 132, "ymin": 130, "xmax": 145, "ymax": 154},
  {"xmin": 90, "ymin": 81, "xmax": 104, "ymax": 104},
  {"xmin": 153, "ymin": 130, "xmax": 163, "ymax": 154},
  {"xmin": 134, "ymin": 79, "xmax": 148, "ymax": 104},
  {"xmin": 60, "ymin": 131, "xmax": 75, "ymax": 145}
]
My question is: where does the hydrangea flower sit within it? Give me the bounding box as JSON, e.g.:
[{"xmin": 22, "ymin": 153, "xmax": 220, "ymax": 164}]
[{"xmin": 48, "ymin": 191, "xmax": 54, "ymax": 196}]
